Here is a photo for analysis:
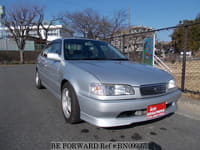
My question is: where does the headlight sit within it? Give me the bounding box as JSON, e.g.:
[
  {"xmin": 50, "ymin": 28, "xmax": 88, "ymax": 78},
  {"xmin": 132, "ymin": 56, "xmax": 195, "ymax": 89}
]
[
  {"xmin": 168, "ymin": 79, "xmax": 176, "ymax": 89},
  {"xmin": 90, "ymin": 83, "xmax": 135, "ymax": 96}
]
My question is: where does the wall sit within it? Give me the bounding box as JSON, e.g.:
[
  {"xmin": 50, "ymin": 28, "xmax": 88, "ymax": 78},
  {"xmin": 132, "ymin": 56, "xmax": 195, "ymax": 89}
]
[
  {"xmin": 0, "ymin": 39, "xmax": 35, "ymax": 51},
  {"xmin": 0, "ymin": 51, "xmax": 40, "ymax": 63}
]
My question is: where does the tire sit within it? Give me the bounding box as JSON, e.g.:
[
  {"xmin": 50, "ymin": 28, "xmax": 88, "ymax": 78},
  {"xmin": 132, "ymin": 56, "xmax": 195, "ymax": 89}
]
[
  {"xmin": 35, "ymin": 70, "xmax": 44, "ymax": 89},
  {"xmin": 61, "ymin": 82, "xmax": 81, "ymax": 124}
]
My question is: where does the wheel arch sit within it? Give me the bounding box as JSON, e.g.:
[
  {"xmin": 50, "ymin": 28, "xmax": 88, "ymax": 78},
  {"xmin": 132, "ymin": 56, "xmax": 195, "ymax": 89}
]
[
  {"xmin": 60, "ymin": 78, "xmax": 79, "ymax": 96},
  {"xmin": 61, "ymin": 79, "xmax": 69, "ymax": 92}
]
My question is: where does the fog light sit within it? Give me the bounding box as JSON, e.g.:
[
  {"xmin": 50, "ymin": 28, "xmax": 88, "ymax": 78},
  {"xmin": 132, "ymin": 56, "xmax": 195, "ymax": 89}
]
[{"xmin": 135, "ymin": 110, "xmax": 146, "ymax": 116}]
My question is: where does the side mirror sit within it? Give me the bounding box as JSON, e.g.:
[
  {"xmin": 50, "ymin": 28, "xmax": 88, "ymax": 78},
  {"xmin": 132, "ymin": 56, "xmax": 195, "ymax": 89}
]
[{"xmin": 47, "ymin": 53, "xmax": 61, "ymax": 61}]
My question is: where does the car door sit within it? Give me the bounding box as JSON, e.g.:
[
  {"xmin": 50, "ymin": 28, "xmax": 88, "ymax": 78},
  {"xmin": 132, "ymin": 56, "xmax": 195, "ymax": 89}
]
[
  {"xmin": 38, "ymin": 44, "xmax": 52, "ymax": 86},
  {"xmin": 45, "ymin": 40, "xmax": 62, "ymax": 96}
]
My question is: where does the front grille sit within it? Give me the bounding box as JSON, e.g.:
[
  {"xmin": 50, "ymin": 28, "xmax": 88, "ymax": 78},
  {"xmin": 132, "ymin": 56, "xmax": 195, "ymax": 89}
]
[{"xmin": 140, "ymin": 83, "xmax": 167, "ymax": 96}]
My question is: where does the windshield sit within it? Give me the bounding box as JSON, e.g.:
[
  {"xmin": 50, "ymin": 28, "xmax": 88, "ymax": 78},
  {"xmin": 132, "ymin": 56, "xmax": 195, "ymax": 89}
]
[{"xmin": 64, "ymin": 39, "xmax": 128, "ymax": 60}]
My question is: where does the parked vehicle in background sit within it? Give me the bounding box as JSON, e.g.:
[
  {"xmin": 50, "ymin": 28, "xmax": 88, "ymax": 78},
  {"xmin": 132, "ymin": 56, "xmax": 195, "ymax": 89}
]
[{"xmin": 35, "ymin": 38, "xmax": 181, "ymax": 127}]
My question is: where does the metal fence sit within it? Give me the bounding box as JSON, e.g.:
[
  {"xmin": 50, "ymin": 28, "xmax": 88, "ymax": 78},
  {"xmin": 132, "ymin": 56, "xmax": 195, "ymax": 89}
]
[
  {"xmin": 164, "ymin": 59, "xmax": 200, "ymax": 94},
  {"xmin": 110, "ymin": 23, "xmax": 200, "ymax": 94}
]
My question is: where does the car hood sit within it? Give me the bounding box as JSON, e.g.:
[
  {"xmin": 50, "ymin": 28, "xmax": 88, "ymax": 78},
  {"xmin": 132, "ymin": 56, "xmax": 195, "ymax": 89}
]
[{"xmin": 70, "ymin": 61, "xmax": 172, "ymax": 86}]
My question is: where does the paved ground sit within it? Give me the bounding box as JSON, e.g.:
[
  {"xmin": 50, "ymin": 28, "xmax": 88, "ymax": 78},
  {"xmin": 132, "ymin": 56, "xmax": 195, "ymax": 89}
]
[{"xmin": 0, "ymin": 65, "xmax": 200, "ymax": 150}]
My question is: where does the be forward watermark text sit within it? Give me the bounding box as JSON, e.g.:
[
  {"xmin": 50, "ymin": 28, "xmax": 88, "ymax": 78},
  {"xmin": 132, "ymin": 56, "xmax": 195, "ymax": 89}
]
[{"xmin": 51, "ymin": 141, "xmax": 150, "ymax": 150}]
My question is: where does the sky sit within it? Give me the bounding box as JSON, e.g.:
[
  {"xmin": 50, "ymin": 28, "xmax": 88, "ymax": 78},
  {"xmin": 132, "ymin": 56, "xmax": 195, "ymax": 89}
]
[{"xmin": 0, "ymin": 0, "xmax": 200, "ymax": 41}]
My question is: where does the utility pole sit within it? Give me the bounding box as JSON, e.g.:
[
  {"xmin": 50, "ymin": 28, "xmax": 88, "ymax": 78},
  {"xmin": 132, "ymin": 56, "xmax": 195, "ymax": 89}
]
[
  {"xmin": 0, "ymin": 5, "xmax": 4, "ymax": 38},
  {"xmin": 128, "ymin": 7, "xmax": 131, "ymax": 31}
]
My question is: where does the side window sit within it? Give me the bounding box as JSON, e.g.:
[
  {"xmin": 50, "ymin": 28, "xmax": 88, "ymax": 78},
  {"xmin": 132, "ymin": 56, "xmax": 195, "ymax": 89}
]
[
  {"xmin": 40, "ymin": 40, "xmax": 62, "ymax": 57},
  {"xmin": 41, "ymin": 44, "xmax": 51, "ymax": 57},
  {"xmin": 49, "ymin": 41, "xmax": 62, "ymax": 55}
]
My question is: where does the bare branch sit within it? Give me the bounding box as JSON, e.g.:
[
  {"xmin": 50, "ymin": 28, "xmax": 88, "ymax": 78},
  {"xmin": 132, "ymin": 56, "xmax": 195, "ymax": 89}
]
[
  {"xmin": 34, "ymin": 7, "xmax": 59, "ymax": 42},
  {"xmin": 111, "ymin": 9, "xmax": 128, "ymax": 37},
  {"xmin": 2, "ymin": 4, "xmax": 40, "ymax": 63},
  {"xmin": 60, "ymin": 8, "xmax": 127, "ymax": 40}
]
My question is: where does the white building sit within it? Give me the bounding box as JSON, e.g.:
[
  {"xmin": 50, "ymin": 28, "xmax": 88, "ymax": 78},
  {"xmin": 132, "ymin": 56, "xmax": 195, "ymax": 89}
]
[
  {"xmin": 0, "ymin": 24, "xmax": 64, "ymax": 41},
  {"xmin": 0, "ymin": 25, "xmax": 67, "ymax": 51},
  {"xmin": 29, "ymin": 25, "xmax": 63, "ymax": 41}
]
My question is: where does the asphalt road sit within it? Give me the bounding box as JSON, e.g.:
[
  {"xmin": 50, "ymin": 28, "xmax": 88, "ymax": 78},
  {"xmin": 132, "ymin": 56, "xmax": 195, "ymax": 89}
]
[{"xmin": 0, "ymin": 65, "xmax": 200, "ymax": 150}]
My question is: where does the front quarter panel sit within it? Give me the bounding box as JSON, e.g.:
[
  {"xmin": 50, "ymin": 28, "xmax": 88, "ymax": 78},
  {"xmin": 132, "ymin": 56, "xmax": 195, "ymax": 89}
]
[{"xmin": 61, "ymin": 61, "xmax": 100, "ymax": 99}]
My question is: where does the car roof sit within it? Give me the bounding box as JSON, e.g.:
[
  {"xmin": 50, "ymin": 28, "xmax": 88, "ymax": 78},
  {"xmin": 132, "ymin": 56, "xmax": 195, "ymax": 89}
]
[{"xmin": 54, "ymin": 37, "xmax": 106, "ymax": 43}]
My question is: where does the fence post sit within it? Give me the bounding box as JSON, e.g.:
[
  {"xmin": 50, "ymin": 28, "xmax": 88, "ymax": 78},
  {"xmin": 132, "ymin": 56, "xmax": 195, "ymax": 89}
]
[{"xmin": 181, "ymin": 25, "xmax": 188, "ymax": 91}]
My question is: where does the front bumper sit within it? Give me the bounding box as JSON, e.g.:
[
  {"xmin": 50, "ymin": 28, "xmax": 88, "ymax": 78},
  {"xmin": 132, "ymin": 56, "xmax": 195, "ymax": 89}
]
[{"xmin": 78, "ymin": 90, "xmax": 181, "ymax": 127}]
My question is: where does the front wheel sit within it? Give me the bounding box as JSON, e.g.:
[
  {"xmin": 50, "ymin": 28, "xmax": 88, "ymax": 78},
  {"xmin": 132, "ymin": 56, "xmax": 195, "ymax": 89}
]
[{"xmin": 61, "ymin": 82, "xmax": 81, "ymax": 123}]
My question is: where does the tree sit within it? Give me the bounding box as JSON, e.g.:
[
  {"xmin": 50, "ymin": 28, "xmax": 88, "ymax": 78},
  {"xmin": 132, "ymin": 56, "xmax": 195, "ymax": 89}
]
[
  {"xmin": 60, "ymin": 8, "xmax": 127, "ymax": 40},
  {"xmin": 110, "ymin": 9, "xmax": 127, "ymax": 38},
  {"xmin": 61, "ymin": 8, "xmax": 101, "ymax": 39},
  {"xmin": 34, "ymin": 7, "xmax": 58, "ymax": 42},
  {"xmin": 98, "ymin": 16, "xmax": 113, "ymax": 40},
  {"xmin": 171, "ymin": 16, "xmax": 200, "ymax": 53},
  {"xmin": 3, "ymin": 5, "xmax": 39, "ymax": 63},
  {"xmin": 195, "ymin": 13, "xmax": 200, "ymax": 21}
]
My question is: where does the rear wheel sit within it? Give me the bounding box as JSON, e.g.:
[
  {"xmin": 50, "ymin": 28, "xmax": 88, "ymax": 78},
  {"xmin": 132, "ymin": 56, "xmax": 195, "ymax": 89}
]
[
  {"xmin": 35, "ymin": 70, "xmax": 44, "ymax": 89},
  {"xmin": 61, "ymin": 82, "xmax": 81, "ymax": 123}
]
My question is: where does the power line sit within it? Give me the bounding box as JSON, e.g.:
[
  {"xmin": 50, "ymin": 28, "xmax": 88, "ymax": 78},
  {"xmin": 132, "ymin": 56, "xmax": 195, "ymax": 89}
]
[{"xmin": 111, "ymin": 22, "xmax": 200, "ymax": 39}]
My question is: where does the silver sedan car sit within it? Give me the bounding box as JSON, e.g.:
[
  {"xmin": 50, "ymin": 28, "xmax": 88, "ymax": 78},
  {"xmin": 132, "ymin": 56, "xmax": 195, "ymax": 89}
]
[{"xmin": 36, "ymin": 38, "xmax": 181, "ymax": 127}]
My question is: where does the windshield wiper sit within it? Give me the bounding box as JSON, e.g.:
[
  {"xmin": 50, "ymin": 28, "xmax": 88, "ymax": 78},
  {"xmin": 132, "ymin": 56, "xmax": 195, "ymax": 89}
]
[
  {"xmin": 82, "ymin": 58, "xmax": 107, "ymax": 60},
  {"xmin": 66, "ymin": 58, "xmax": 105, "ymax": 60},
  {"xmin": 108, "ymin": 58, "xmax": 129, "ymax": 61},
  {"xmin": 67, "ymin": 58, "xmax": 129, "ymax": 61}
]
